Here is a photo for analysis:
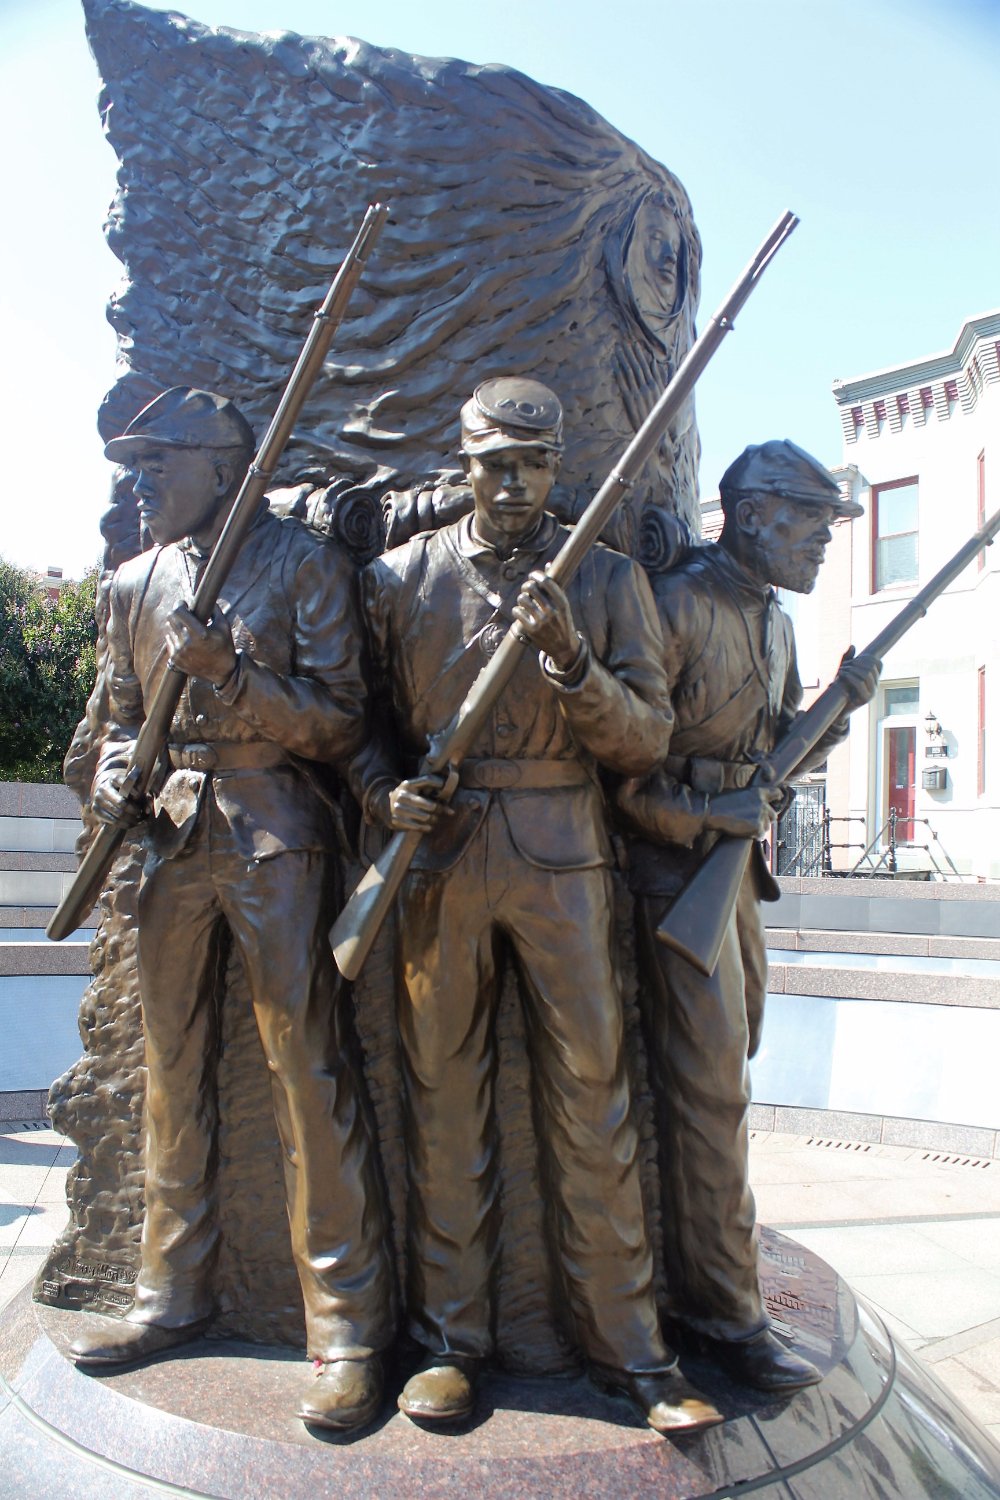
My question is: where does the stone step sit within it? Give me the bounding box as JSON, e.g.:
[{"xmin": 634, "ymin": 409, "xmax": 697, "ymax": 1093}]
[
  {"xmin": 0, "ymin": 906, "xmax": 100, "ymax": 928},
  {"xmin": 0, "ymin": 812, "xmax": 81, "ymax": 854},
  {"xmin": 765, "ymin": 957, "xmax": 1000, "ymax": 1010},
  {"xmin": 767, "ymin": 926, "xmax": 1000, "ymax": 962},
  {"xmin": 0, "ymin": 851, "xmax": 80, "ymax": 871},
  {"xmin": 0, "ymin": 942, "xmax": 92, "ymax": 976},
  {"xmin": 774, "ymin": 877, "xmax": 1000, "ymax": 942}
]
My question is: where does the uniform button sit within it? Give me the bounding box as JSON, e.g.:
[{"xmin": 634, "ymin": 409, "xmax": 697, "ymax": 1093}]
[
  {"xmin": 496, "ymin": 723, "xmax": 512, "ymax": 736},
  {"xmin": 502, "ymin": 563, "xmax": 520, "ymax": 581},
  {"xmin": 195, "ymin": 714, "xmax": 207, "ymax": 727}
]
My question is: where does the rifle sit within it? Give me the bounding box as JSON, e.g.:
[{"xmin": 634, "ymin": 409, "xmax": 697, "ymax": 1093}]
[
  {"xmin": 330, "ymin": 209, "xmax": 800, "ymax": 980},
  {"xmin": 656, "ymin": 502, "xmax": 1000, "ymax": 976},
  {"xmin": 47, "ymin": 202, "xmax": 390, "ymax": 943}
]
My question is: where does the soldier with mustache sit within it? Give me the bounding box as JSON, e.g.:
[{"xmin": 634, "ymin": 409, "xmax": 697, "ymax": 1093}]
[{"xmin": 618, "ymin": 440, "xmax": 880, "ymax": 1392}]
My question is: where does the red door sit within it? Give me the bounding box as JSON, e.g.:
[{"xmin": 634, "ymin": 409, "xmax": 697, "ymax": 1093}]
[{"xmin": 887, "ymin": 725, "xmax": 916, "ymax": 842}]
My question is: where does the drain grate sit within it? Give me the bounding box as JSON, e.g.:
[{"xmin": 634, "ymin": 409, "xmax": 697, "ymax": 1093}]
[
  {"xmin": 9, "ymin": 1120, "xmax": 49, "ymax": 1132},
  {"xmin": 806, "ymin": 1138, "xmax": 872, "ymax": 1152},
  {"xmin": 921, "ymin": 1152, "xmax": 992, "ymax": 1169}
]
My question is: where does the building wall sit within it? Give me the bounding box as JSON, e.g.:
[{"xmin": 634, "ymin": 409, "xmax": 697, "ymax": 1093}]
[{"xmin": 830, "ymin": 312, "xmax": 1000, "ymax": 879}]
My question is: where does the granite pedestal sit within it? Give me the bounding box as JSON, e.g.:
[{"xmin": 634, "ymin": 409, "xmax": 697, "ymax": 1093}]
[{"xmin": 2, "ymin": 1229, "xmax": 999, "ymax": 1498}]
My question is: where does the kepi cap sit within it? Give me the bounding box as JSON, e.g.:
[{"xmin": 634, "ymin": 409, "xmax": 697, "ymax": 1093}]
[
  {"xmin": 105, "ymin": 387, "xmax": 255, "ymax": 464},
  {"xmin": 719, "ymin": 439, "xmax": 863, "ymax": 519},
  {"xmin": 460, "ymin": 377, "xmax": 564, "ymax": 457}
]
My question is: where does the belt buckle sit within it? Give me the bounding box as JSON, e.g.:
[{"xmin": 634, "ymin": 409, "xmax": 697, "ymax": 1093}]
[
  {"xmin": 483, "ymin": 761, "xmax": 520, "ymax": 789},
  {"xmin": 186, "ymin": 743, "xmax": 217, "ymax": 772}
]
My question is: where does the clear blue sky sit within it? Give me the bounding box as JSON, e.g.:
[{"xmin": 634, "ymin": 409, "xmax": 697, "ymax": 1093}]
[{"xmin": 1, "ymin": 0, "xmax": 997, "ymax": 574}]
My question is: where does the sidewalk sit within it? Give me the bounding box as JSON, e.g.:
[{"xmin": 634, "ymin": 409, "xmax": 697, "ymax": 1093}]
[
  {"xmin": 2, "ymin": 1124, "xmax": 999, "ymax": 1446},
  {"xmin": 751, "ymin": 1127, "xmax": 1000, "ymax": 1446},
  {"xmin": 0, "ymin": 1122, "xmax": 73, "ymax": 1310}
]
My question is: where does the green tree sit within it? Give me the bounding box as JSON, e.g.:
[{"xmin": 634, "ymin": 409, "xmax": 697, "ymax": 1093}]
[{"xmin": 0, "ymin": 559, "xmax": 99, "ymax": 783}]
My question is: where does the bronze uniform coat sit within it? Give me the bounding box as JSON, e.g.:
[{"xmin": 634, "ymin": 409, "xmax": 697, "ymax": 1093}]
[
  {"xmin": 102, "ymin": 506, "xmax": 367, "ymax": 859},
  {"xmin": 353, "ymin": 510, "xmax": 676, "ymax": 1376},
  {"xmin": 618, "ymin": 541, "xmax": 846, "ymax": 1342},
  {"xmin": 96, "ymin": 506, "xmax": 394, "ymax": 1359},
  {"xmin": 354, "ymin": 511, "xmax": 672, "ymax": 862}
]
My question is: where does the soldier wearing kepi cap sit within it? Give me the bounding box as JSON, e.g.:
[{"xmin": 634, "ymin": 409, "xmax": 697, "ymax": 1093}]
[
  {"xmin": 616, "ymin": 439, "xmax": 878, "ymax": 1393},
  {"xmin": 350, "ymin": 376, "xmax": 723, "ymax": 1435},
  {"xmin": 103, "ymin": 385, "xmax": 258, "ymax": 459},
  {"xmin": 458, "ymin": 375, "xmax": 565, "ymax": 454},
  {"xmin": 70, "ymin": 386, "xmax": 396, "ymax": 1432}
]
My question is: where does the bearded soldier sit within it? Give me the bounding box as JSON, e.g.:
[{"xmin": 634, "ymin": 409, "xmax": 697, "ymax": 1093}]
[{"xmin": 618, "ymin": 440, "xmax": 879, "ymax": 1392}]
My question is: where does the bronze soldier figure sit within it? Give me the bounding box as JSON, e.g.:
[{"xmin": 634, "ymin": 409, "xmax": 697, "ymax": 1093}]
[
  {"xmin": 68, "ymin": 387, "xmax": 395, "ymax": 1432},
  {"xmin": 352, "ymin": 377, "xmax": 722, "ymax": 1435},
  {"xmin": 618, "ymin": 440, "xmax": 879, "ymax": 1391}
]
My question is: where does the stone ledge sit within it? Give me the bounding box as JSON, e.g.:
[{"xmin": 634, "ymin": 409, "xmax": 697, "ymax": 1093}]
[
  {"xmin": 766, "ymin": 963, "xmax": 1000, "ymax": 1009},
  {"xmin": 0, "ymin": 782, "xmax": 80, "ymax": 819},
  {"xmin": 0, "ymin": 852, "xmax": 78, "ymax": 872},
  {"xmin": 780, "ymin": 875, "xmax": 1000, "ymax": 904},
  {"xmin": 749, "ymin": 1102, "xmax": 1000, "ymax": 1159},
  {"xmin": 0, "ymin": 944, "xmax": 91, "ymax": 976},
  {"xmin": 0, "ymin": 1090, "xmax": 49, "ymax": 1122},
  {"xmin": 0, "ymin": 907, "xmax": 100, "ymax": 928},
  {"xmin": 767, "ymin": 928, "xmax": 1000, "ymax": 961}
]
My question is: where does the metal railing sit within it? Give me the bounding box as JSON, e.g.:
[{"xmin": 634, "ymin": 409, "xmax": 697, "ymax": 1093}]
[
  {"xmin": 849, "ymin": 808, "xmax": 967, "ymax": 881},
  {"xmin": 776, "ymin": 804, "xmax": 968, "ymax": 882},
  {"xmin": 776, "ymin": 807, "xmax": 867, "ymax": 877}
]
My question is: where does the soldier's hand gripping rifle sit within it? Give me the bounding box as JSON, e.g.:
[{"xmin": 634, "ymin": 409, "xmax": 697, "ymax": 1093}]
[
  {"xmin": 330, "ymin": 210, "xmax": 800, "ymax": 980},
  {"xmin": 656, "ymin": 501, "xmax": 1000, "ymax": 977},
  {"xmin": 46, "ymin": 203, "xmax": 390, "ymax": 943}
]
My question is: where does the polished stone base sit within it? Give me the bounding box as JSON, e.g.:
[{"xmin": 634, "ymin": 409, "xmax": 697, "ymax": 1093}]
[{"xmin": 2, "ymin": 1230, "xmax": 999, "ymax": 1498}]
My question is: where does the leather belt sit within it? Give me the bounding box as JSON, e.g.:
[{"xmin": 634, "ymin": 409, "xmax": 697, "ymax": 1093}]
[
  {"xmin": 458, "ymin": 758, "xmax": 591, "ymax": 790},
  {"xmin": 168, "ymin": 742, "xmax": 287, "ymax": 772},
  {"xmin": 664, "ymin": 752, "xmax": 757, "ymax": 794}
]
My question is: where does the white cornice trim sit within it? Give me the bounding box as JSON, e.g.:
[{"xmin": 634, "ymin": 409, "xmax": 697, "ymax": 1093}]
[{"xmin": 832, "ymin": 310, "xmax": 1000, "ymax": 406}]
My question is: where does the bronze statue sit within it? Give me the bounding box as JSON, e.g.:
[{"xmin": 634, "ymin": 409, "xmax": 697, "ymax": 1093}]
[
  {"xmin": 350, "ymin": 377, "xmax": 721, "ymax": 1435},
  {"xmin": 66, "ymin": 387, "xmax": 396, "ymax": 1432},
  {"xmin": 41, "ymin": 4, "xmax": 709, "ymax": 1358},
  {"xmin": 617, "ymin": 440, "xmax": 880, "ymax": 1391}
]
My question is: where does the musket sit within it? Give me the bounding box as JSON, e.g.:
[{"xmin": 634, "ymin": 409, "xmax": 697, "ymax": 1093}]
[
  {"xmin": 656, "ymin": 502, "xmax": 1000, "ymax": 976},
  {"xmin": 47, "ymin": 202, "xmax": 390, "ymax": 943},
  {"xmin": 330, "ymin": 210, "xmax": 800, "ymax": 980}
]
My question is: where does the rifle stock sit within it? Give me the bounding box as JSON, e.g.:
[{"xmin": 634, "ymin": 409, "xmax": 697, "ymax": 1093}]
[
  {"xmin": 47, "ymin": 203, "xmax": 389, "ymax": 944},
  {"xmin": 330, "ymin": 210, "xmax": 800, "ymax": 979},
  {"xmin": 656, "ymin": 503, "xmax": 1000, "ymax": 975}
]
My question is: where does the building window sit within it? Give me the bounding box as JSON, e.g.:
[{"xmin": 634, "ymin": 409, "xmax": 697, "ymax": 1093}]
[
  {"xmin": 872, "ymin": 478, "xmax": 918, "ymax": 591},
  {"xmin": 978, "ymin": 450, "xmax": 986, "ymax": 571},
  {"xmin": 979, "ymin": 667, "xmax": 987, "ymax": 798}
]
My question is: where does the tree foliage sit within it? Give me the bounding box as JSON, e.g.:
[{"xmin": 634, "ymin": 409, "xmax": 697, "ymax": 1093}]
[{"xmin": 0, "ymin": 559, "xmax": 99, "ymax": 783}]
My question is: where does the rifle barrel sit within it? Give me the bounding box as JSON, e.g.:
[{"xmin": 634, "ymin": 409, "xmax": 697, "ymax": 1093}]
[
  {"xmin": 656, "ymin": 501, "xmax": 1000, "ymax": 974},
  {"xmin": 331, "ymin": 211, "xmax": 799, "ymax": 979},
  {"xmin": 47, "ymin": 204, "xmax": 389, "ymax": 944}
]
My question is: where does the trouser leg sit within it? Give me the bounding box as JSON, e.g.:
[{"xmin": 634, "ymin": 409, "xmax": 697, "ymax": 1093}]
[
  {"xmin": 500, "ymin": 861, "xmax": 669, "ymax": 1375},
  {"xmin": 395, "ymin": 853, "xmax": 499, "ymax": 1361},
  {"xmin": 219, "ymin": 850, "xmax": 396, "ymax": 1360},
  {"xmin": 635, "ymin": 878, "xmax": 766, "ymax": 1342},
  {"xmin": 738, "ymin": 874, "xmax": 769, "ymax": 1059},
  {"xmin": 133, "ymin": 845, "xmax": 225, "ymax": 1325}
]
